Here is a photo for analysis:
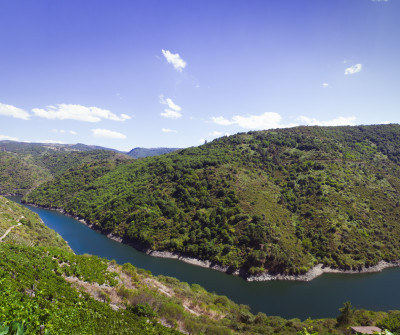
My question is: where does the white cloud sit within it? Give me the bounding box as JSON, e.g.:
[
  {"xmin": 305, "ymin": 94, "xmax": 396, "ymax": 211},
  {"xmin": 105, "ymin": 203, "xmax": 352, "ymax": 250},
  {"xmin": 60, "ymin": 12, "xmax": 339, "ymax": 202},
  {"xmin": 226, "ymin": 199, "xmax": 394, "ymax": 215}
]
[
  {"xmin": 52, "ymin": 129, "xmax": 66, "ymax": 133},
  {"xmin": 162, "ymin": 128, "xmax": 178, "ymax": 133},
  {"xmin": 211, "ymin": 116, "xmax": 234, "ymax": 126},
  {"xmin": 52, "ymin": 129, "xmax": 78, "ymax": 135},
  {"xmin": 120, "ymin": 114, "xmax": 131, "ymax": 120},
  {"xmin": 372, "ymin": 0, "xmax": 388, "ymax": 2},
  {"xmin": 345, "ymin": 64, "xmax": 362, "ymax": 75},
  {"xmin": 0, "ymin": 134, "xmax": 19, "ymax": 141},
  {"xmin": 0, "ymin": 102, "xmax": 30, "ymax": 120},
  {"xmin": 322, "ymin": 83, "xmax": 329, "ymax": 88},
  {"xmin": 159, "ymin": 95, "xmax": 182, "ymax": 111},
  {"xmin": 211, "ymin": 112, "xmax": 295, "ymax": 130},
  {"xmin": 32, "ymin": 104, "xmax": 131, "ymax": 122},
  {"xmin": 159, "ymin": 96, "xmax": 182, "ymax": 119},
  {"xmin": 91, "ymin": 128, "xmax": 127, "ymax": 139},
  {"xmin": 36, "ymin": 140, "xmax": 65, "ymax": 144},
  {"xmin": 297, "ymin": 116, "xmax": 356, "ymax": 126},
  {"xmin": 165, "ymin": 99, "xmax": 182, "ymax": 112},
  {"xmin": 209, "ymin": 131, "xmax": 223, "ymax": 137},
  {"xmin": 161, "ymin": 109, "xmax": 182, "ymax": 119},
  {"xmin": 161, "ymin": 49, "xmax": 186, "ymax": 72}
]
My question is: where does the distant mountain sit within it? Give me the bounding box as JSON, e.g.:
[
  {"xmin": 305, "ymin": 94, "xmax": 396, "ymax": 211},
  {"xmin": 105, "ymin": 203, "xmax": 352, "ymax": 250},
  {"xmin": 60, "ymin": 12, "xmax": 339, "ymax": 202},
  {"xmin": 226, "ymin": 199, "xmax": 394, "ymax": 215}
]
[
  {"xmin": 24, "ymin": 124, "xmax": 400, "ymax": 277},
  {"xmin": 0, "ymin": 141, "xmax": 130, "ymax": 195},
  {"xmin": 0, "ymin": 141, "xmax": 121, "ymax": 154},
  {"xmin": 127, "ymin": 147, "xmax": 180, "ymax": 158}
]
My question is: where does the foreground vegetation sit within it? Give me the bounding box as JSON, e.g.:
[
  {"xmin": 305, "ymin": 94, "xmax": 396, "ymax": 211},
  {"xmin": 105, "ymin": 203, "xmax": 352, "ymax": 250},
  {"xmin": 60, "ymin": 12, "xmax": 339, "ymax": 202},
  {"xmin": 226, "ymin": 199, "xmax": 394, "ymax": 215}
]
[
  {"xmin": 24, "ymin": 124, "xmax": 400, "ymax": 276},
  {"xmin": 1, "ymin": 241, "xmax": 399, "ymax": 334},
  {"xmin": 1, "ymin": 196, "xmax": 399, "ymax": 334}
]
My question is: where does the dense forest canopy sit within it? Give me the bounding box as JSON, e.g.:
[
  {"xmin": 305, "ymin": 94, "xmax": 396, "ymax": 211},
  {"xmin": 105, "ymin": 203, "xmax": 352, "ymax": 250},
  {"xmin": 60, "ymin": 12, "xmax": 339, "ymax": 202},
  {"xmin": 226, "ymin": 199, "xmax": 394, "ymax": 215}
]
[{"xmin": 24, "ymin": 124, "xmax": 400, "ymax": 275}]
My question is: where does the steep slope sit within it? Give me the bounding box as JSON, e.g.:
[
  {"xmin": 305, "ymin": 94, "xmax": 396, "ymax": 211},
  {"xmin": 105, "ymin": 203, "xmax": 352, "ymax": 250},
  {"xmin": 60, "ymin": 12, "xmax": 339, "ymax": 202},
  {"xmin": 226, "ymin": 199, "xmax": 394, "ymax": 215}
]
[
  {"xmin": 0, "ymin": 195, "xmax": 69, "ymax": 249},
  {"xmin": 0, "ymin": 198, "xmax": 375, "ymax": 335},
  {"xmin": 24, "ymin": 124, "xmax": 400, "ymax": 275},
  {"xmin": 0, "ymin": 142, "xmax": 130, "ymax": 195}
]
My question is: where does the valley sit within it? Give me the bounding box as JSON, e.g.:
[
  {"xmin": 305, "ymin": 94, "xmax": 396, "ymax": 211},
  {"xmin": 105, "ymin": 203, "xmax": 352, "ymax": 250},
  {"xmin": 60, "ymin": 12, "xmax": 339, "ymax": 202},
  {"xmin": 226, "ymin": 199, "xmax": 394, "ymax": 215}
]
[{"xmin": 1, "ymin": 124, "xmax": 400, "ymax": 334}]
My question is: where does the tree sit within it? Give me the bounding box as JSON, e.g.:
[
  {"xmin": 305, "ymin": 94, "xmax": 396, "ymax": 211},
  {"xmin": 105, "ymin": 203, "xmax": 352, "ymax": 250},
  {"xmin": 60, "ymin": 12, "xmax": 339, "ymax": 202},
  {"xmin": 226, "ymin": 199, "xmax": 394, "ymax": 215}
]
[{"xmin": 336, "ymin": 301, "xmax": 354, "ymax": 326}]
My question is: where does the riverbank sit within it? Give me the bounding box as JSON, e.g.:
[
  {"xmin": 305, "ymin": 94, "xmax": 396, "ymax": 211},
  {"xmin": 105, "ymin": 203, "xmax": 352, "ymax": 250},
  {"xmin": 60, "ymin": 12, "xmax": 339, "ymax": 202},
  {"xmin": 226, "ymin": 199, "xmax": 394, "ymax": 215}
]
[
  {"xmin": 20, "ymin": 201, "xmax": 400, "ymax": 282},
  {"xmin": 143, "ymin": 250, "xmax": 400, "ymax": 282}
]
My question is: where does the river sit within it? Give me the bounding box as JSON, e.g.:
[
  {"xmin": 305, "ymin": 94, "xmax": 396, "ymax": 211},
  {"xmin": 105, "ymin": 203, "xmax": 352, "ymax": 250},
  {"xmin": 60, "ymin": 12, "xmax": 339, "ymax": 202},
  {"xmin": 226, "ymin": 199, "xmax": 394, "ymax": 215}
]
[{"xmin": 7, "ymin": 196, "xmax": 400, "ymax": 320}]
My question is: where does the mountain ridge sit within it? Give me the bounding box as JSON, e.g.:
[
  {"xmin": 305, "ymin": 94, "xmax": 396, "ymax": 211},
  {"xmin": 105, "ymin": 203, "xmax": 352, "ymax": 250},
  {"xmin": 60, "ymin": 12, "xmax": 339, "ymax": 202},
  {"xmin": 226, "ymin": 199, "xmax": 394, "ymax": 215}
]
[{"xmin": 23, "ymin": 124, "xmax": 400, "ymax": 277}]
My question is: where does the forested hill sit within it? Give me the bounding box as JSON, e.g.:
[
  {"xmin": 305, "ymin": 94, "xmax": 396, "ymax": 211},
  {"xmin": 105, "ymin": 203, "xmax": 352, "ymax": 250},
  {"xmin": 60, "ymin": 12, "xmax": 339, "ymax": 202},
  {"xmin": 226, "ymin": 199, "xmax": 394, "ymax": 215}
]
[
  {"xmin": 0, "ymin": 142, "xmax": 130, "ymax": 195},
  {"xmin": 127, "ymin": 147, "xmax": 180, "ymax": 158},
  {"xmin": 0, "ymin": 140, "xmax": 120, "ymax": 154},
  {"xmin": 24, "ymin": 124, "xmax": 400, "ymax": 276}
]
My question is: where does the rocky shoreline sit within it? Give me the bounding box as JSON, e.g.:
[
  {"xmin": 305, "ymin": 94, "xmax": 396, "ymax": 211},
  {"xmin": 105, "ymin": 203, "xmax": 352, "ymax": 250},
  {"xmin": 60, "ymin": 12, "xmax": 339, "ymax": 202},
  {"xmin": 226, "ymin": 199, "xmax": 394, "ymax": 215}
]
[{"xmin": 18, "ymin": 201, "xmax": 400, "ymax": 282}]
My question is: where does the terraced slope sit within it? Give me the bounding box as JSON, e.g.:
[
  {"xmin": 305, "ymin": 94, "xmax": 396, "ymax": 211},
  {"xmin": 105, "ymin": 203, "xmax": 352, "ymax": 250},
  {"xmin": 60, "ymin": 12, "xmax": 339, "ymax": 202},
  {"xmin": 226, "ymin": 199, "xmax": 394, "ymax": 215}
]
[{"xmin": 0, "ymin": 195, "xmax": 68, "ymax": 249}]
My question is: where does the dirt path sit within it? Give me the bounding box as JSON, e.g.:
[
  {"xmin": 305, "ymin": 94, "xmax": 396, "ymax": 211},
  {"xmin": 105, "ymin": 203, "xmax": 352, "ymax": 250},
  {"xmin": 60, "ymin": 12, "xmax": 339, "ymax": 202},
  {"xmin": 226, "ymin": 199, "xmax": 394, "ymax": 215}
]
[{"xmin": 0, "ymin": 222, "xmax": 22, "ymax": 242}]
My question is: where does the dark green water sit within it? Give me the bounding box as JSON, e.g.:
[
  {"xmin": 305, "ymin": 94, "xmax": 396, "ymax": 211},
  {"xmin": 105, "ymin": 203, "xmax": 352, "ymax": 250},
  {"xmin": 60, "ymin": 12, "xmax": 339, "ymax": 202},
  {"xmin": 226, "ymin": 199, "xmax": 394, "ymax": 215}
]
[{"xmin": 8, "ymin": 197, "xmax": 400, "ymax": 320}]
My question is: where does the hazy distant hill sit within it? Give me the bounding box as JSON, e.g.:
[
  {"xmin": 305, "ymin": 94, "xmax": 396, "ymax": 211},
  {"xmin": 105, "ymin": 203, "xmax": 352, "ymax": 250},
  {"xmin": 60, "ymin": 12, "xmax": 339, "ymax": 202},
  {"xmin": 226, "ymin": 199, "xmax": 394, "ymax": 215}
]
[
  {"xmin": 24, "ymin": 124, "xmax": 400, "ymax": 276},
  {"xmin": 0, "ymin": 140, "xmax": 121, "ymax": 154},
  {"xmin": 127, "ymin": 147, "xmax": 180, "ymax": 158},
  {"xmin": 0, "ymin": 141, "xmax": 130, "ymax": 195}
]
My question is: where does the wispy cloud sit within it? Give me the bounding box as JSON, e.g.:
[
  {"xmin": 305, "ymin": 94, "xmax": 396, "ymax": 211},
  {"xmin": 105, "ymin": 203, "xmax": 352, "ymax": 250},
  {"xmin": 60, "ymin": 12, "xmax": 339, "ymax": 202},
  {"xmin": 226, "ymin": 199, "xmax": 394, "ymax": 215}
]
[
  {"xmin": 345, "ymin": 64, "xmax": 362, "ymax": 75},
  {"xmin": 322, "ymin": 83, "xmax": 329, "ymax": 88},
  {"xmin": 159, "ymin": 95, "xmax": 182, "ymax": 119},
  {"xmin": 297, "ymin": 116, "xmax": 356, "ymax": 126},
  {"xmin": 91, "ymin": 128, "xmax": 127, "ymax": 139},
  {"xmin": 0, "ymin": 134, "xmax": 19, "ymax": 141},
  {"xmin": 371, "ymin": 0, "xmax": 388, "ymax": 2},
  {"xmin": 52, "ymin": 129, "xmax": 78, "ymax": 135},
  {"xmin": 211, "ymin": 112, "xmax": 295, "ymax": 130},
  {"xmin": 209, "ymin": 131, "xmax": 223, "ymax": 137},
  {"xmin": 32, "ymin": 104, "xmax": 131, "ymax": 122},
  {"xmin": 162, "ymin": 49, "xmax": 186, "ymax": 72},
  {"xmin": 52, "ymin": 129, "xmax": 66, "ymax": 134},
  {"xmin": 159, "ymin": 95, "xmax": 182, "ymax": 112},
  {"xmin": 211, "ymin": 116, "xmax": 233, "ymax": 126},
  {"xmin": 161, "ymin": 110, "xmax": 182, "ymax": 119},
  {"xmin": 0, "ymin": 102, "xmax": 30, "ymax": 120},
  {"xmin": 39, "ymin": 140, "xmax": 65, "ymax": 144},
  {"xmin": 162, "ymin": 128, "xmax": 178, "ymax": 133}
]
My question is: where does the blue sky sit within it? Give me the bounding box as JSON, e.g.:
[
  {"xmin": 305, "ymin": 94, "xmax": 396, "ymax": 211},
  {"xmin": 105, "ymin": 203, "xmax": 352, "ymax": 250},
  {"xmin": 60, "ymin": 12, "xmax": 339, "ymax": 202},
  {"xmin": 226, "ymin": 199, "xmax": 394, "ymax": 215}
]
[{"xmin": 0, "ymin": 0, "xmax": 399, "ymax": 151}]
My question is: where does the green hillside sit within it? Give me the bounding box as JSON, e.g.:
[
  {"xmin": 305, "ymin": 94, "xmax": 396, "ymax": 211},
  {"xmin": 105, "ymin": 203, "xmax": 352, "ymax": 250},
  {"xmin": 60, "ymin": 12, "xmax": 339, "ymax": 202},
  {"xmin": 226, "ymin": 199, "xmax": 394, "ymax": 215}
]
[
  {"xmin": 127, "ymin": 147, "xmax": 181, "ymax": 158},
  {"xmin": 1, "ymin": 195, "xmax": 399, "ymax": 334},
  {"xmin": 3, "ymin": 243, "xmax": 399, "ymax": 335},
  {"xmin": 0, "ymin": 142, "xmax": 129, "ymax": 195},
  {"xmin": 0, "ymin": 195, "xmax": 69, "ymax": 249},
  {"xmin": 24, "ymin": 124, "xmax": 400, "ymax": 276}
]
